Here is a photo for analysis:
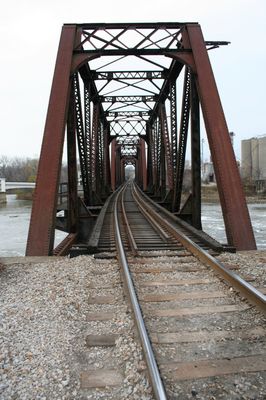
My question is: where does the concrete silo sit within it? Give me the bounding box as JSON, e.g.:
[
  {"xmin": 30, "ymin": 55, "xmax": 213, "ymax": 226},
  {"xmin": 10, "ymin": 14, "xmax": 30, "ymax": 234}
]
[
  {"xmin": 258, "ymin": 136, "xmax": 266, "ymax": 179},
  {"xmin": 241, "ymin": 139, "xmax": 252, "ymax": 179},
  {"xmin": 251, "ymin": 138, "xmax": 260, "ymax": 180},
  {"xmin": 241, "ymin": 135, "xmax": 266, "ymax": 191}
]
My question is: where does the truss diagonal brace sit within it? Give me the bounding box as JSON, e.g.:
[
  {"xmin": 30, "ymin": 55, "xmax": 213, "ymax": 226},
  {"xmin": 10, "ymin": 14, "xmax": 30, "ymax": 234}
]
[
  {"xmin": 26, "ymin": 25, "xmax": 77, "ymax": 256},
  {"xmin": 74, "ymin": 74, "xmax": 90, "ymax": 204},
  {"xmin": 186, "ymin": 24, "xmax": 256, "ymax": 250},
  {"xmin": 159, "ymin": 104, "xmax": 173, "ymax": 190},
  {"xmin": 172, "ymin": 67, "xmax": 191, "ymax": 212}
]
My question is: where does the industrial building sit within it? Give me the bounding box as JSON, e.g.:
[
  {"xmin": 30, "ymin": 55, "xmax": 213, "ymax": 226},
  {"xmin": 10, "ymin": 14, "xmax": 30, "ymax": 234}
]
[
  {"xmin": 201, "ymin": 132, "xmax": 235, "ymax": 184},
  {"xmin": 241, "ymin": 135, "xmax": 266, "ymax": 191}
]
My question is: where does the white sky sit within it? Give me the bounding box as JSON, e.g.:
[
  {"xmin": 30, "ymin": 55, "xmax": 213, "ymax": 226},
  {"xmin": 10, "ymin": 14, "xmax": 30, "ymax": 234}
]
[{"xmin": 0, "ymin": 0, "xmax": 265, "ymax": 163}]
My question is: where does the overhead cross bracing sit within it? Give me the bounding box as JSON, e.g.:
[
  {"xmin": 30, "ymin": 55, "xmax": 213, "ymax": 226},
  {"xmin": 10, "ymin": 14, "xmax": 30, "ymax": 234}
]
[{"xmin": 26, "ymin": 22, "xmax": 257, "ymax": 256}]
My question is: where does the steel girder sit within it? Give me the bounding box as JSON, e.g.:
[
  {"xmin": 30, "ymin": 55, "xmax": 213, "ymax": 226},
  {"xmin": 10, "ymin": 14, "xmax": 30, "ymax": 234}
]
[
  {"xmin": 100, "ymin": 95, "xmax": 157, "ymax": 103},
  {"xmin": 172, "ymin": 67, "xmax": 191, "ymax": 212},
  {"xmin": 91, "ymin": 103, "xmax": 106, "ymax": 201},
  {"xmin": 92, "ymin": 70, "xmax": 166, "ymax": 80},
  {"xmin": 190, "ymin": 74, "xmax": 202, "ymax": 230},
  {"xmin": 155, "ymin": 119, "xmax": 162, "ymax": 195},
  {"xmin": 111, "ymin": 139, "xmax": 116, "ymax": 191},
  {"xmin": 73, "ymin": 74, "xmax": 90, "ymax": 204},
  {"xmin": 146, "ymin": 124, "xmax": 154, "ymax": 191},
  {"xmin": 67, "ymin": 78, "xmax": 78, "ymax": 234},
  {"xmin": 170, "ymin": 81, "xmax": 178, "ymax": 182},
  {"xmin": 159, "ymin": 103, "xmax": 174, "ymax": 191},
  {"xmin": 26, "ymin": 26, "xmax": 77, "ymax": 256},
  {"xmin": 185, "ymin": 24, "xmax": 256, "ymax": 249},
  {"xmin": 135, "ymin": 138, "xmax": 147, "ymax": 190},
  {"xmin": 26, "ymin": 22, "xmax": 256, "ymax": 255},
  {"xmin": 84, "ymin": 83, "xmax": 92, "ymax": 200}
]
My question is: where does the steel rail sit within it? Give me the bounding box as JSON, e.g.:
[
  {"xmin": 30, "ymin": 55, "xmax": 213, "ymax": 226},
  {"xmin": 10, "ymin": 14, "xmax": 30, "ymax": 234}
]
[
  {"xmin": 131, "ymin": 185, "xmax": 171, "ymax": 242},
  {"xmin": 113, "ymin": 187, "xmax": 168, "ymax": 400},
  {"xmin": 133, "ymin": 184, "xmax": 266, "ymax": 315},
  {"xmin": 121, "ymin": 185, "xmax": 138, "ymax": 255},
  {"xmin": 134, "ymin": 183, "xmax": 224, "ymax": 251}
]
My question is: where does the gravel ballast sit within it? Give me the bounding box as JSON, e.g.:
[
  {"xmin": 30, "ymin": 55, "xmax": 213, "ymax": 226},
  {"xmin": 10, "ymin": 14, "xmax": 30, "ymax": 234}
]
[
  {"xmin": 0, "ymin": 256, "xmax": 152, "ymax": 400},
  {"xmin": 0, "ymin": 251, "xmax": 265, "ymax": 399}
]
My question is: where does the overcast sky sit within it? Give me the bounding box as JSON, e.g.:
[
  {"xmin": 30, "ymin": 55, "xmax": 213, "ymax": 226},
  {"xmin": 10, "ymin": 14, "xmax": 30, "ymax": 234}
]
[{"xmin": 0, "ymin": 0, "xmax": 265, "ymax": 162}]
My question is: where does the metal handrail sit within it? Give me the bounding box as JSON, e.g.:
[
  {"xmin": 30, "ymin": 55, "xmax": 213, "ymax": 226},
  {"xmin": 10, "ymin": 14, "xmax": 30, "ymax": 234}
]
[{"xmin": 113, "ymin": 186, "xmax": 168, "ymax": 400}]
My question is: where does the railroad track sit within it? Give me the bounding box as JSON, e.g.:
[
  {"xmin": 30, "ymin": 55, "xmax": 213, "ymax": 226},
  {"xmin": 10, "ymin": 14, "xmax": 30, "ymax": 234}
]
[{"xmin": 83, "ymin": 182, "xmax": 266, "ymax": 399}]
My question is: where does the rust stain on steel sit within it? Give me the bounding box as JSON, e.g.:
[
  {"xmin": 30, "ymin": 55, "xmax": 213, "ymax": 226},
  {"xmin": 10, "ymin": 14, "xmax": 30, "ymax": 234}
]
[
  {"xmin": 53, "ymin": 233, "xmax": 77, "ymax": 256},
  {"xmin": 111, "ymin": 139, "xmax": 117, "ymax": 191}
]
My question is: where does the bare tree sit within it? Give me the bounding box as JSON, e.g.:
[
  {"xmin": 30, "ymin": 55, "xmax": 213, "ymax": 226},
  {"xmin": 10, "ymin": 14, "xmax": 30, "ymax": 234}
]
[{"xmin": 0, "ymin": 156, "xmax": 38, "ymax": 182}]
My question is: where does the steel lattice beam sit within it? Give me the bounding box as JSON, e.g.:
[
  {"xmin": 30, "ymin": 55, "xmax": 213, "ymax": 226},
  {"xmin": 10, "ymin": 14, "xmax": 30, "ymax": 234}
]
[
  {"xmin": 170, "ymin": 80, "xmax": 178, "ymax": 181},
  {"xmin": 92, "ymin": 70, "xmax": 166, "ymax": 80},
  {"xmin": 84, "ymin": 84, "xmax": 91, "ymax": 189},
  {"xmin": 100, "ymin": 96, "xmax": 157, "ymax": 103},
  {"xmin": 159, "ymin": 104, "xmax": 173, "ymax": 190},
  {"xmin": 106, "ymin": 111, "xmax": 150, "ymax": 118},
  {"xmin": 190, "ymin": 73, "xmax": 201, "ymax": 229},
  {"xmin": 67, "ymin": 78, "xmax": 78, "ymax": 233},
  {"xmin": 91, "ymin": 103, "xmax": 100, "ymax": 193},
  {"xmin": 73, "ymin": 74, "xmax": 90, "ymax": 204},
  {"xmin": 172, "ymin": 67, "xmax": 191, "ymax": 212}
]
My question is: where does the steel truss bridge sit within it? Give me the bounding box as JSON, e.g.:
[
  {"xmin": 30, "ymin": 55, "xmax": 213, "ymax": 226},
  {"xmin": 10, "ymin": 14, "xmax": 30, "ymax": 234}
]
[{"xmin": 26, "ymin": 22, "xmax": 256, "ymax": 256}]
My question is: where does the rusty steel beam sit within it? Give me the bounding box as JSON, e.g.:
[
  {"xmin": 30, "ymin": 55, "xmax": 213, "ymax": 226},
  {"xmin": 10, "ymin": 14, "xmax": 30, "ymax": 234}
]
[
  {"xmin": 116, "ymin": 145, "xmax": 122, "ymax": 187},
  {"xmin": 92, "ymin": 70, "xmax": 166, "ymax": 80},
  {"xmin": 98, "ymin": 120, "xmax": 105, "ymax": 198},
  {"xmin": 170, "ymin": 80, "xmax": 178, "ymax": 182},
  {"xmin": 139, "ymin": 138, "xmax": 147, "ymax": 190},
  {"xmin": 100, "ymin": 95, "xmax": 157, "ymax": 103},
  {"xmin": 185, "ymin": 24, "xmax": 256, "ymax": 250},
  {"xmin": 149, "ymin": 60, "xmax": 183, "ymax": 126},
  {"xmin": 73, "ymin": 73, "xmax": 90, "ymax": 204},
  {"xmin": 111, "ymin": 139, "xmax": 116, "ymax": 191},
  {"xmin": 26, "ymin": 25, "xmax": 77, "ymax": 256},
  {"xmin": 103, "ymin": 124, "xmax": 111, "ymax": 191},
  {"xmin": 159, "ymin": 125, "xmax": 166, "ymax": 199},
  {"xmin": 84, "ymin": 83, "xmax": 92, "ymax": 201},
  {"xmin": 91, "ymin": 103, "xmax": 100, "ymax": 194},
  {"xmin": 146, "ymin": 125, "xmax": 154, "ymax": 191},
  {"xmin": 74, "ymin": 22, "xmax": 188, "ymax": 29},
  {"xmin": 159, "ymin": 104, "xmax": 173, "ymax": 191},
  {"xmin": 151, "ymin": 121, "xmax": 158, "ymax": 193},
  {"xmin": 190, "ymin": 74, "xmax": 202, "ymax": 229},
  {"xmin": 106, "ymin": 111, "xmax": 150, "ymax": 118},
  {"xmin": 53, "ymin": 233, "xmax": 77, "ymax": 256},
  {"xmin": 142, "ymin": 139, "xmax": 147, "ymax": 191},
  {"xmin": 78, "ymin": 65, "xmax": 107, "ymax": 124},
  {"xmin": 67, "ymin": 79, "xmax": 78, "ymax": 233},
  {"xmin": 172, "ymin": 67, "xmax": 191, "ymax": 212}
]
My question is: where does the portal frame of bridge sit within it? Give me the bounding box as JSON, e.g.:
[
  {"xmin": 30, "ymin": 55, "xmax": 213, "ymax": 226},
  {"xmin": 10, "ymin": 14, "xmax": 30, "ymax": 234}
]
[{"xmin": 26, "ymin": 22, "xmax": 256, "ymax": 256}]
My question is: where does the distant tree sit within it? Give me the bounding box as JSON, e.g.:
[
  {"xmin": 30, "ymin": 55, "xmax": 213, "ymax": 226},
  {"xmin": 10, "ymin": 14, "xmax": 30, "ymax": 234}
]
[
  {"xmin": 0, "ymin": 155, "xmax": 71, "ymax": 184},
  {"xmin": 0, "ymin": 156, "xmax": 38, "ymax": 182}
]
